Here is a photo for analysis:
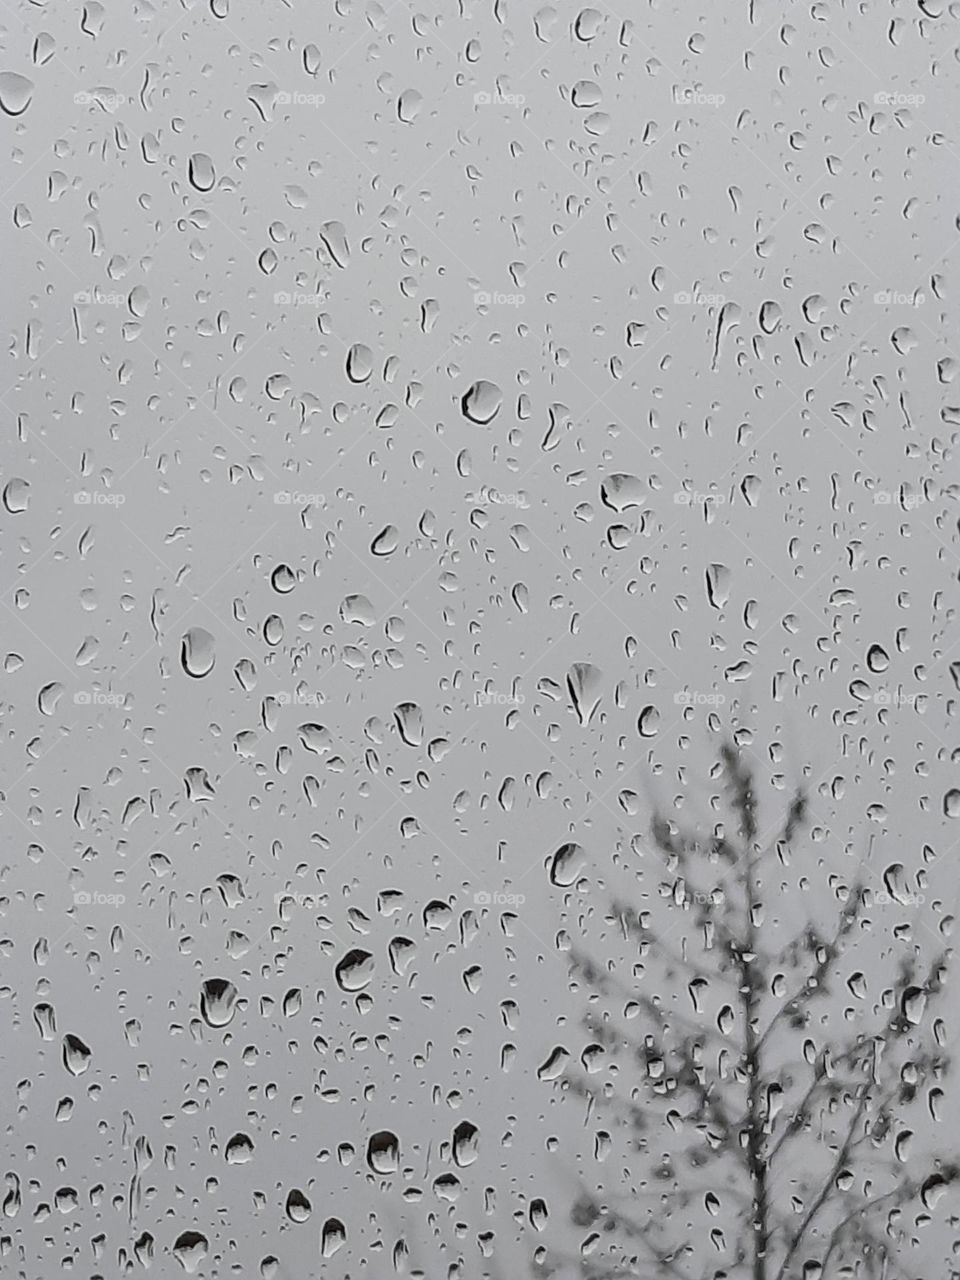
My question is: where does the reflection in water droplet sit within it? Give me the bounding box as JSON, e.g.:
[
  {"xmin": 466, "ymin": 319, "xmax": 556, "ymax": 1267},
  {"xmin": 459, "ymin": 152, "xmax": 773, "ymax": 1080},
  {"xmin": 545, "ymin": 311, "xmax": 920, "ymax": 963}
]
[
  {"xmin": 346, "ymin": 343, "xmax": 373, "ymax": 383},
  {"xmin": 371, "ymin": 524, "xmax": 398, "ymax": 556},
  {"xmin": 321, "ymin": 1217, "xmax": 347, "ymax": 1257},
  {"xmin": 3, "ymin": 479, "xmax": 30, "ymax": 513},
  {"xmin": 62, "ymin": 1033, "xmax": 92, "ymax": 1076},
  {"xmin": 0, "ymin": 72, "xmax": 34, "ymax": 116},
  {"xmin": 180, "ymin": 627, "xmax": 216, "ymax": 678},
  {"xmin": 335, "ymin": 949, "xmax": 375, "ymax": 991},
  {"xmin": 225, "ymin": 1133, "xmax": 254, "ymax": 1164},
  {"xmin": 285, "ymin": 1188, "xmax": 311, "ymax": 1222},
  {"xmin": 397, "ymin": 89, "xmax": 423, "ymax": 123},
  {"xmin": 172, "ymin": 1231, "xmax": 209, "ymax": 1273},
  {"xmin": 461, "ymin": 380, "xmax": 502, "ymax": 424},
  {"xmin": 187, "ymin": 152, "xmax": 216, "ymax": 192},
  {"xmin": 550, "ymin": 842, "xmax": 586, "ymax": 886},
  {"xmin": 366, "ymin": 1130, "xmax": 399, "ymax": 1173},
  {"xmin": 200, "ymin": 978, "xmax": 238, "ymax": 1027}
]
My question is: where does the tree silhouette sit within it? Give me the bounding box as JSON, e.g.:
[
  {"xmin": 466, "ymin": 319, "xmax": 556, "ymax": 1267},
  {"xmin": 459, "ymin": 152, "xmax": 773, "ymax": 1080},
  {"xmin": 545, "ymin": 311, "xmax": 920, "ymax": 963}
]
[{"xmin": 550, "ymin": 740, "xmax": 956, "ymax": 1280}]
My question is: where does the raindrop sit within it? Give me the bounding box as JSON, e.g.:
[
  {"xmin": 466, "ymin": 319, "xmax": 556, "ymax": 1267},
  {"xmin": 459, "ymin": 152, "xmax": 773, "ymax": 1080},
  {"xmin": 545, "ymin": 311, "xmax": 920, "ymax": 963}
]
[
  {"xmin": 0, "ymin": 72, "xmax": 34, "ymax": 116},
  {"xmin": 550, "ymin": 842, "xmax": 586, "ymax": 887},
  {"xmin": 461, "ymin": 380, "xmax": 502, "ymax": 424},
  {"xmin": 346, "ymin": 343, "xmax": 373, "ymax": 383},
  {"xmin": 224, "ymin": 1133, "xmax": 254, "ymax": 1164},
  {"xmin": 180, "ymin": 627, "xmax": 216, "ymax": 678},
  {"xmin": 285, "ymin": 1189, "xmax": 311, "ymax": 1222},
  {"xmin": 371, "ymin": 525, "xmax": 398, "ymax": 556},
  {"xmin": 200, "ymin": 978, "xmax": 238, "ymax": 1027},
  {"xmin": 172, "ymin": 1231, "xmax": 208, "ymax": 1273},
  {"xmin": 366, "ymin": 1130, "xmax": 400, "ymax": 1173},
  {"xmin": 321, "ymin": 1218, "xmax": 347, "ymax": 1257},
  {"xmin": 188, "ymin": 153, "xmax": 216, "ymax": 192},
  {"xmin": 62, "ymin": 1034, "xmax": 92, "ymax": 1076},
  {"xmin": 335, "ymin": 949, "xmax": 375, "ymax": 991}
]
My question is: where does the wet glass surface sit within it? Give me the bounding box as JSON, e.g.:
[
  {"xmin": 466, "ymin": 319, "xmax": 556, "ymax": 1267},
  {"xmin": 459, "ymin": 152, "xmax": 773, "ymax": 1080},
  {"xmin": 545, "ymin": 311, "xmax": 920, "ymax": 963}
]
[{"xmin": 3, "ymin": 3, "xmax": 960, "ymax": 1276}]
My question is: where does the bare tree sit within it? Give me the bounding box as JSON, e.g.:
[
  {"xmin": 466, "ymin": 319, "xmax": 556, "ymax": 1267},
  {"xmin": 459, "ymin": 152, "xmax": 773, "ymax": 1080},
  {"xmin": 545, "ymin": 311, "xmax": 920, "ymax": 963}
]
[{"xmin": 551, "ymin": 741, "xmax": 957, "ymax": 1280}]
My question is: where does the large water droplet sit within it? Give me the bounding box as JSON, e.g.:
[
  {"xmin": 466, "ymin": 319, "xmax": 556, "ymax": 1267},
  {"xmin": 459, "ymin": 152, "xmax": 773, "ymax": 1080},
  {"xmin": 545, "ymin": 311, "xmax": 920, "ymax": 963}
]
[
  {"xmin": 172, "ymin": 1231, "xmax": 208, "ymax": 1273},
  {"xmin": 366, "ymin": 1130, "xmax": 399, "ymax": 1173},
  {"xmin": 335, "ymin": 949, "xmax": 374, "ymax": 991},
  {"xmin": 62, "ymin": 1033, "xmax": 91, "ymax": 1076},
  {"xmin": 550, "ymin": 841, "xmax": 586, "ymax": 886},
  {"xmin": 200, "ymin": 978, "xmax": 238, "ymax": 1027},
  {"xmin": 461, "ymin": 380, "xmax": 502, "ymax": 424},
  {"xmin": 0, "ymin": 72, "xmax": 34, "ymax": 116},
  {"xmin": 180, "ymin": 627, "xmax": 215, "ymax": 678},
  {"xmin": 188, "ymin": 153, "xmax": 215, "ymax": 191},
  {"xmin": 285, "ymin": 1188, "xmax": 311, "ymax": 1222}
]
